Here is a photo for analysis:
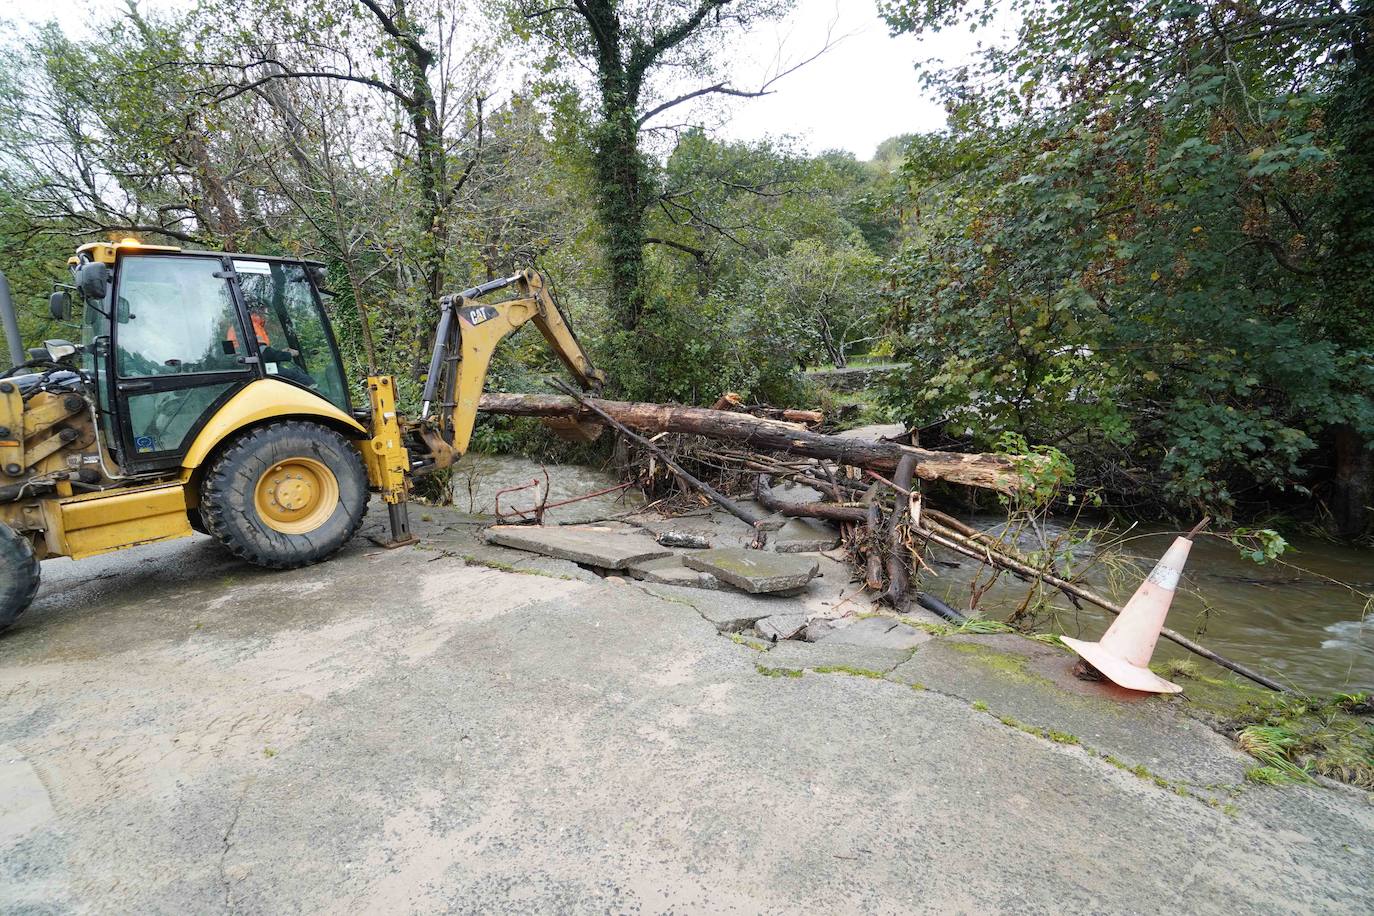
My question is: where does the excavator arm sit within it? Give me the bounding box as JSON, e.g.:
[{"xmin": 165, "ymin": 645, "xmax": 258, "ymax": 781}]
[{"xmin": 411, "ymin": 268, "xmax": 604, "ymax": 469}]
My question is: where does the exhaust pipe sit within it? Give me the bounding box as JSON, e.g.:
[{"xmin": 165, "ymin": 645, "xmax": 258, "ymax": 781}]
[{"xmin": 0, "ymin": 271, "xmax": 24, "ymax": 369}]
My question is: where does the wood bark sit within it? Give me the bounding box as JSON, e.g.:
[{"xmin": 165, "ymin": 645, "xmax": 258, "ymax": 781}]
[
  {"xmin": 478, "ymin": 393, "xmax": 1031, "ymax": 492},
  {"xmin": 884, "ymin": 454, "xmax": 918, "ymax": 606}
]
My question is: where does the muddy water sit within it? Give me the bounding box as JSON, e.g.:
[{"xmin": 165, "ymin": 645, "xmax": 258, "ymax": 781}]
[{"xmin": 923, "ymin": 516, "xmax": 1374, "ymax": 694}]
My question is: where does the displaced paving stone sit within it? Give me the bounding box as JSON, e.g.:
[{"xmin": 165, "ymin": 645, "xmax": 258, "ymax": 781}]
[
  {"xmin": 626, "ymin": 555, "xmax": 722, "ymax": 589},
  {"xmin": 771, "ymin": 518, "xmax": 841, "ymax": 554},
  {"xmin": 816, "ymin": 616, "xmax": 930, "ymax": 650},
  {"xmin": 639, "ymin": 583, "xmax": 796, "ymax": 632},
  {"xmin": 763, "ymin": 640, "xmax": 915, "ymax": 674},
  {"xmin": 683, "ymin": 548, "xmax": 820, "ymax": 594},
  {"xmin": 755, "ymin": 614, "xmax": 808, "ymax": 642},
  {"xmin": 887, "ymin": 634, "xmax": 1252, "ymax": 786},
  {"xmin": 485, "ymin": 525, "xmax": 671, "ymax": 570},
  {"xmin": 802, "ymin": 617, "xmax": 852, "ymax": 642}
]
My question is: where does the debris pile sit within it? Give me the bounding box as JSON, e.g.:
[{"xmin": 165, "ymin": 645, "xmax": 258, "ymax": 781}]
[{"xmin": 478, "ymin": 390, "xmax": 1284, "ymax": 693}]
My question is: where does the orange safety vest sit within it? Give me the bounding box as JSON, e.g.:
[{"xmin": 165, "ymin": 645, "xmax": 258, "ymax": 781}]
[{"xmin": 228, "ymin": 313, "xmax": 271, "ymax": 349}]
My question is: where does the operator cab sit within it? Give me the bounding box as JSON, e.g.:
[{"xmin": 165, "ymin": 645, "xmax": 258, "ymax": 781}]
[{"xmin": 67, "ymin": 239, "xmax": 350, "ymax": 473}]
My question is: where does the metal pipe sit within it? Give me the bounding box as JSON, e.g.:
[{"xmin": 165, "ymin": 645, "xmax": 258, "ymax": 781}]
[
  {"xmin": 0, "ymin": 271, "xmax": 23, "ymax": 368},
  {"xmin": 456, "ymin": 273, "xmax": 521, "ymax": 300},
  {"xmin": 419, "ymin": 298, "xmax": 456, "ymax": 419}
]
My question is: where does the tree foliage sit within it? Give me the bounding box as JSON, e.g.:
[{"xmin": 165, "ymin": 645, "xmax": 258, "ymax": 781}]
[{"xmin": 877, "ymin": 0, "xmax": 1371, "ymax": 528}]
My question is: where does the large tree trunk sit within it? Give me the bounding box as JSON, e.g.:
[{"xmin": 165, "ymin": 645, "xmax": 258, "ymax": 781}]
[
  {"xmin": 593, "ymin": 110, "xmax": 649, "ymax": 331},
  {"xmin": 477, "ymin": 393, "xmax": 1032, "ymax": 492}
]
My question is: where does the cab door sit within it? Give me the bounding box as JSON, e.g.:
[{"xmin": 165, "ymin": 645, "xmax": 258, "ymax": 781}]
[{"xmin": 109, "ymin": 253, "xmax": 256, "ymax": 472}]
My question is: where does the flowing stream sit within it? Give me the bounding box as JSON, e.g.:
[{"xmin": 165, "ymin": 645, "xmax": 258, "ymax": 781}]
[{"xmin": 925, "ymin": 516, "xmax": 1374, "ymax": 694}]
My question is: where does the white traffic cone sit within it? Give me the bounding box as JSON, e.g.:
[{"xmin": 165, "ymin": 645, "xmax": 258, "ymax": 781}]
[{"xmin": 1062, "ymin": 535, "xmax": 1197, "ymax": 694}]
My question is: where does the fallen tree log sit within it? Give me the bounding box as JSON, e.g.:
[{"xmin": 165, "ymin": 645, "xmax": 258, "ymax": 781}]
[{"xmin": 479, "ymin": 393, "xmax": 1032, "ymax": 492}]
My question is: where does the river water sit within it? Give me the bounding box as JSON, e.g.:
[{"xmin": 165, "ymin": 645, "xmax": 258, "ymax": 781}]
[{"xmin": 922, "ymin": 516, "xmax": 1374, "ymax": 695}]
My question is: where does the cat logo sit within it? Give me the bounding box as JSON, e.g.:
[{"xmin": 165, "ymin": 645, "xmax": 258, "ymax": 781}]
[{"xmin": 459, "ymin": 305, "xmax": 500, "ymax": 327}]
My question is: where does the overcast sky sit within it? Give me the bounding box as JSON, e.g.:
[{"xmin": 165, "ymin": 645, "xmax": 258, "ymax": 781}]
[
  {"xmin": 716, "ymin": 0, "xmax": 993, "ymax": 158},
  {"xmin": 9, "ymin": 0, "xmax": 1004, "ymax": 160}
]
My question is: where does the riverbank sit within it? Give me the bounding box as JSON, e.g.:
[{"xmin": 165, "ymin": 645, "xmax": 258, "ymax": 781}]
[{"xmin": 1, "ymin": 460, "xmax": 1370, "ymax": 912}]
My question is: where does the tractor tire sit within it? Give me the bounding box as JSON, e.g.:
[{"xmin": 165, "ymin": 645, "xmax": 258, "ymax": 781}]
[
  {"xmin": 0, "ymin": 521, "xmax": 40, "ymax": 634},
  {"xmin": 200, "ymin": 420, "xmax": 369, "ymax": 570}
]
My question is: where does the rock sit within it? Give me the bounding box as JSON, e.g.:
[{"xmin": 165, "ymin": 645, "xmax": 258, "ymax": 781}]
[
  {"xmin": 484, "ymin": 525, "xmax": 672, "ymax": 570},
  {"xmin": 802, "ymin": 617, "xmax": 851, "ymax": 642},
  {"xmin": 654, "ymin": 530, "xmax": 712, "ymax": 549},
  {"xmin": 755, "ymin": 614, "xmax": 807, "ymax": 642},
  {"xmin": 626, "ymin": 555, "xmax": 722, "ymax": 589},
  {"xmin": 682, "ymin": 548, "xmax": 820, "ymax": 594},
  {"xmin": 771, "ymin": 518, "xmax": 841, "ymax": 554},
  {"xmin": 815, "ymin": 616, "xmax": 931, "ymax": 650},
  {"xmin": 763, "ymin": 640, "xmax": 915, "ymax": 674}
]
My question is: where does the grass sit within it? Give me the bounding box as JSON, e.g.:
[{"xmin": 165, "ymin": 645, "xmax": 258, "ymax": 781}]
[
  {"xmin": 755, "ymin": 664, "xmax": 803, "ymax": 679},
  {"xmin": 1229, "ymin": 693, "xmax": 1373, "ymax": 790},
  {"xmin": 813, "ymin": 665, "xmax": 886, "ymax": 679},
  {"xmin": 730, "ymin": 633, "xmax": 769, "ymax": 652},
  {"xmin": 1151, "ymin": 657, "xmax": 1203, "ymax": 681},
  {"xmin": 1236, "ymin": 725, "xmax": 1315, "ymax": 784}
]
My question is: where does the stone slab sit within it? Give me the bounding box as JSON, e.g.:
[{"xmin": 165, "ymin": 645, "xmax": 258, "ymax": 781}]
[
  {"xmin": 887, "ymin": 634, "xmax": 1252, "ymax": 786},
  {"xmin": 816, "ymin": 616, "xmax": 931, "ymax": 650},
  {"xmin": 625, "ymin": 555, "xmax": 722, "ymax": 589},
  {"xmin": 755, "ymin": 614, "xmax": 808, "ymax": 642},
  {"xmin": 771, "ymin": 518, "xmax": 841, "ymax": 553},
  {"xmin": 762, "ymin": 639, "xmax": 916, "ymax": 674},
  {"xmin": 485, "ymin": 525, "xmax": 672, "ymax": 570},
  {"xmin": 639, "ymin": 583, "xmax": 797, "ymax": 632},
  {"xmin": 683, "ymin": 548, "xmax": 820, "ymax": 594}
]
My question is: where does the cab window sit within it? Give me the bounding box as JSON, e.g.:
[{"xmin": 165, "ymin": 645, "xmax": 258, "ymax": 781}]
[
  {"xmin": 114, "ymin": 255, "xmax": 243, "ymax": 377},
  {"xmin": 234, "ymin": 260, "xmax": 348, "ymax": 411}
]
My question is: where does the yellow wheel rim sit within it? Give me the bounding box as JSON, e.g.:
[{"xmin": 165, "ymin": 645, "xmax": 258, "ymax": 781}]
[{"xmin": 253, "ymin": 457, "xmax": 340, "ymax": 535}]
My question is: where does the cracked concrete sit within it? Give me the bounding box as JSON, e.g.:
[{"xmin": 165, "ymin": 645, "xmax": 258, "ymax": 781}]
[{"xmin": 1, "ymin": 502, "xmax": 1370, "ymax": 913}]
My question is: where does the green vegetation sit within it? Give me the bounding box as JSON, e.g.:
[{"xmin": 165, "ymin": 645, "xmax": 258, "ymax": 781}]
[
  {"xmin": 813, "ymin": 665, "xmax": 886, "ymax": 680},
  {"xmin": 876, "ymin": 0, "xmax": 1372, "ymax": 535},
  {"xmin": 0, "ymin": 1, "xmax": 1367, "ymax": 534},
  {"xmin": 755, "ymin": 664, "xmax": 803, "ymax": 679},
  {"xmin": 1232, "ymin": 694, "xmax": 1374, "ymax": 789}
]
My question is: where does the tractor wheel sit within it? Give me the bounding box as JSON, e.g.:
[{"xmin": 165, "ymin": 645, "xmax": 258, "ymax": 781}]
[
  {"xmin": 200, "ymin": 421, "xmax": 369, "ymax": 570},
  {"xmin": 0, "ymin": 521, "xmax": 40, "ymax": 634}
]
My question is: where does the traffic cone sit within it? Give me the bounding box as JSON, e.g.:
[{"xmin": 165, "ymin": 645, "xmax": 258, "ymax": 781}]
[{"xmin": 1062, "ymin": 531, "xmax": 1201, "ymax": 694}]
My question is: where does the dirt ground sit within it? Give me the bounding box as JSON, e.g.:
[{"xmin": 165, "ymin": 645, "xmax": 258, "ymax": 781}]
[{"xmin": 2, "ymin": 478, "xmax": 1371, "ymax": 914}]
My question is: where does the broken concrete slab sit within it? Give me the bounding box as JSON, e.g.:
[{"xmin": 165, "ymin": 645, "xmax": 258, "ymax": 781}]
[
  {"xmin": 887, "ymin": 634, "xmax": 1253, "ymax": 787},
  {"xmin": 485, "ymin": 525, "xmax": 672, "ymax": 570},
  {"xmin": 639, "ymin": 583, "xmax": 798, "ymax": 632},
  {"xmin": 683, "ymin": 548, "xmax": 820, "ymax": 594},
  {"xmin": 816, "ymin": 616, "xmax": 931, "ymax": 650},
  {"xmin": 755, "ymin": 614, "xmax": 807, "ymax": 642},
  {"xmin": 771, "ymin": 517, "xmax": 841, "ymax": 553},
  {"xmin": 625, "ymin": 555, "xmax": 722, "ymax": 589},
  {"xmin": 802, "ymin": 616, "xmax": 853, "ymax": 642},
  {"xmin": 762, "ymin": 639, "xmax": 915, "ymax": 674}
]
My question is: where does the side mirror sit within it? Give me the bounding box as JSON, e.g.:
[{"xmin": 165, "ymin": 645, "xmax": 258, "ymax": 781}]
[
  {"xmin": 77, "ymin": 262, "xmax": 109, "ymax": 301},
  {"xmin": 43, "ymin": 339, "xmax": 79, "ymax": 361},
  {"xmin": 50, "ymin": 290, "xmax": 72, "ymax": 321}
]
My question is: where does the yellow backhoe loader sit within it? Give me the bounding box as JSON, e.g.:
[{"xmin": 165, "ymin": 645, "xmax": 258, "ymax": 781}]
[{"xmin": 0, "ymin": 239, "xmax": 604, "ymax": 632}]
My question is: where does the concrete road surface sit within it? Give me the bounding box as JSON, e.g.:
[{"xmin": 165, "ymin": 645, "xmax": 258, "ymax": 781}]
[{"xmin": 1, "ymin": 509, "xmax": 1370, "ymax": 914}]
